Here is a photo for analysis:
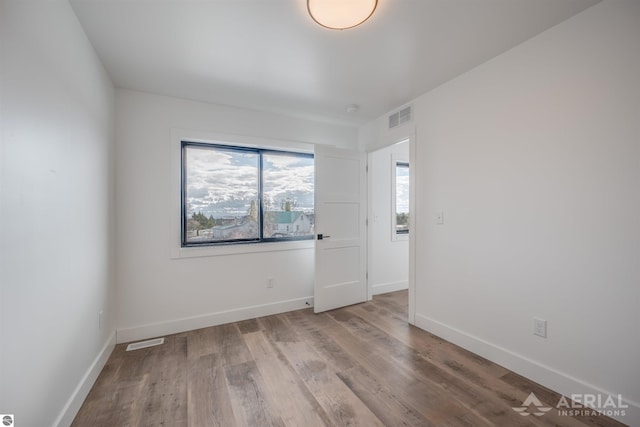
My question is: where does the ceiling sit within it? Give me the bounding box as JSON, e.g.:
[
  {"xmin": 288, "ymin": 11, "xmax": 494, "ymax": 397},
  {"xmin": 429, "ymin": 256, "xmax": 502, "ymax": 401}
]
[{"xmin": 69, "ymin": 0, "xmax": 599, "ymax": 126}]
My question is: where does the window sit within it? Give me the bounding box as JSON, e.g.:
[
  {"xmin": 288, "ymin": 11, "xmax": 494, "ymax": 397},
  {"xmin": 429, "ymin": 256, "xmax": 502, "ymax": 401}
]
[
  {"xmin": 182, "ymin": 142, "xmax": 314, "ymax": 246},
  {"xmin": 395, "ymin": 162, "xmax": 409, "ymax": 234}
]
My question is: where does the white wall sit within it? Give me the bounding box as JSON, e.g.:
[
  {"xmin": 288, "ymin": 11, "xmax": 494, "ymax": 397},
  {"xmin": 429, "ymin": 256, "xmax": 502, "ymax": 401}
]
[
  {"xmin": 368, "ymin": 141, "xmax": 409, "ymax": 295},
  {"xmin": 360, "ymin": 1, "xmax": 640, "ymax": 424},
  {"xmin": 115, "ymin": 89, "xmax": 357, "ymax": 342},
  {"xmin": 0, "ymin": 1, "xmax": 116, "ymax": 426}
]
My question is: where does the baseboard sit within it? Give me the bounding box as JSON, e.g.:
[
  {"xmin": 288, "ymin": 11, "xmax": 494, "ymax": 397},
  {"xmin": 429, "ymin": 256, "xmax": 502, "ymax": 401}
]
[
  {"xmin": 53, "ymin": 331, "xmax": 116, "ymax": 427},
  {"xmin": 414, "ymin": 313, "xmax": 639, "ymax": 426},
  {"xmin": 116, "ymin": 296, "xmax": 314, "ymax": 344},
  {"xmin": 371, "ymin": 280, "xmax": 408, "ymax": 295}
]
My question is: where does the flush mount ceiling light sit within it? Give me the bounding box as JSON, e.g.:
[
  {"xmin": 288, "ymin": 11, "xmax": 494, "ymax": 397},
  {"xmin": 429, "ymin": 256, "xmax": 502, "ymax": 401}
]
[{"xmin": 307, "ymin": 0, "xmax": 378, "ymax": 30}]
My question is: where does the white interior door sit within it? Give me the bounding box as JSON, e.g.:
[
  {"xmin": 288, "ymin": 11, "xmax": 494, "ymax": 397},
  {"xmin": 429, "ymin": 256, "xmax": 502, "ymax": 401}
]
[{"xmin": 314, "ymin": 145, "xmax": 367, "ymax": 313}]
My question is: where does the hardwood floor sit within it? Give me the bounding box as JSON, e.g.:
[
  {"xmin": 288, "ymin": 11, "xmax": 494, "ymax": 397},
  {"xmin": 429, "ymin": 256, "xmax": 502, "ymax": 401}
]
[{"xmin": 73, "ymin": 291, "xmax": 625, "ymax": 426}]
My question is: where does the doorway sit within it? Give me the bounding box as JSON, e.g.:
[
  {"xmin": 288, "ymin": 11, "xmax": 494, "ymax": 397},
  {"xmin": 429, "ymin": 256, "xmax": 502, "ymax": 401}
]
[{"xmin": 367, "ymin": 139, "xmax": 412, "ymax": 319}]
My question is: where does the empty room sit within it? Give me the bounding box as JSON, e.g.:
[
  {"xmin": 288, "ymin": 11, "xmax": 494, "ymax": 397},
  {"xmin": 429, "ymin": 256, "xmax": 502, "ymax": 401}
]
[{"xmin": 1, "ymin": 0, "xmax": 638, "ymax": 426}]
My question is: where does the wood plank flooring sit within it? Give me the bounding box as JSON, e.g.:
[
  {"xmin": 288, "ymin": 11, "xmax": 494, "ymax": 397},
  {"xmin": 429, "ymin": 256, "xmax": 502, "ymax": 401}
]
[{"xmin": 72, "ymin": 291, "xmax": 626, "ymax": 426}]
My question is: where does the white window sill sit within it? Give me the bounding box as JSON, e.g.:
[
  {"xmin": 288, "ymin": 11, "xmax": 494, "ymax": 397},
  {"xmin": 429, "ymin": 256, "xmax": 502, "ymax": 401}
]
[
  {"xmin": 171, "ymin": 239, "xmax": 314, "ymax": 259},
  {"xmin": 392, "ymin": 233, "xmax": 409, "ymax": 242}
]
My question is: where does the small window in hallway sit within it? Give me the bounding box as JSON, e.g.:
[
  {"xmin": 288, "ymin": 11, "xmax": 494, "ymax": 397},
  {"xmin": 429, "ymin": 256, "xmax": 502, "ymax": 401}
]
[{"xmin": 395, "ymin": 162, "xmax": 409, "ymax": 234}]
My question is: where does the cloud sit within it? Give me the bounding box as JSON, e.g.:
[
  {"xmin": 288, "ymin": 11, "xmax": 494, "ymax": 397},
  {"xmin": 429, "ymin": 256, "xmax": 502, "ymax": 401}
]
[
  {"xmin": 396, "ymin": 167, "xmax": 409, "ymax": 213},
  {"xmin": 185, "ymin": 145, "xmax": 314, "ymax": 217}
]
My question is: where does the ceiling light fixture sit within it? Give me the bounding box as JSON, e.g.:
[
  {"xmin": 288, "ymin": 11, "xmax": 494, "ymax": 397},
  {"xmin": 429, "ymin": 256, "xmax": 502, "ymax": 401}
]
[{"xmin": 307, "ymin": 0, "xmax": 378, "ymax": 30}]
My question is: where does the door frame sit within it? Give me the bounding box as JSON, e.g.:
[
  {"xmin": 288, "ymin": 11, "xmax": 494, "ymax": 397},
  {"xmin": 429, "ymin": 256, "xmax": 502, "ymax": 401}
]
[{"xmin": 365, "ymin": 130, "xmax": 416, "ymax": 325}]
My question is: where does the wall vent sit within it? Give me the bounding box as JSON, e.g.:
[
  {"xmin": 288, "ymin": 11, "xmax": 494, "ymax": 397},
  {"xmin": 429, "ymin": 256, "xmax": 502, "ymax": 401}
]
[
  {"xmin": 126, "ymin": 337, "xmax": 165, "ymax": 351},
  {"xmin": 388, "ymin": 105, "xmax": 412, "ymax": 129}
]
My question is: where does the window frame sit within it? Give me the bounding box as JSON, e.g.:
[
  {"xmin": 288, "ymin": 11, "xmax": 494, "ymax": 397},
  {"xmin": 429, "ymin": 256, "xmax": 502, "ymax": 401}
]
[
  {"xmin": 181, "ymin": 140, "xmax": 314, "ymax": 248},
  {"xmin": 392, "ymin": 158, "xmax": 410, "ymax": 240}
]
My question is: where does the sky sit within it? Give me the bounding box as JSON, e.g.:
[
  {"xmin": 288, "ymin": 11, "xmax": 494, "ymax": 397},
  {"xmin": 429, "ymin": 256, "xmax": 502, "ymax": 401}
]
[{"xmin": 185, "ymin": 145, "xmax": 314, "ymax": 219}]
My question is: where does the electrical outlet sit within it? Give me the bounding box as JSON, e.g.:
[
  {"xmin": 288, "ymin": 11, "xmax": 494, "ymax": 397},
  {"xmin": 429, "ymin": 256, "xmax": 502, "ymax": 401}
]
[
  {"xmin": 267, "ymin": 278, "xmax": 274, "ymax": 288},
  {"xmin": 533, "ymin": 317, "xmax": 547, "ymax": 338},
  {"xmin": 99, "ymin": 311, "xmax": 104, "ymax": 330}
]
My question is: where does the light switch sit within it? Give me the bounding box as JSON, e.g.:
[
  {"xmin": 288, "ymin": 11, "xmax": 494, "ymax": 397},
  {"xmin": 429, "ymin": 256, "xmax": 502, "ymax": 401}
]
[{"xmin": 436, "ymin": 211, "xmax": 444, "ymax": 225}]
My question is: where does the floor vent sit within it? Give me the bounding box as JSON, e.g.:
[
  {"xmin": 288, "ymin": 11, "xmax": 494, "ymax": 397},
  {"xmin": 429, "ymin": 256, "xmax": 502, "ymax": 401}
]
[{"xmin": 126, "ymin": 337, "xmax": 165, "ymax": 351}]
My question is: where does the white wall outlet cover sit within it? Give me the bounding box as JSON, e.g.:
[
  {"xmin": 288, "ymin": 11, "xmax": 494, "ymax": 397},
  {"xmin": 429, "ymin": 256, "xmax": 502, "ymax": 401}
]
[
  {"xmin": 436, "ymin": 211, "xmax": 444, "ymax": 224},
  {"xmin": 533, "ymin": 317, "xmax": 547, "ymax": 338}
]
